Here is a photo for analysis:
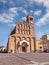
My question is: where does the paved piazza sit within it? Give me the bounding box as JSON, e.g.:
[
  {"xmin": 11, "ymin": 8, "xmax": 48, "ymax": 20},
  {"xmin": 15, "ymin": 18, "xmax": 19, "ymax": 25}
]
[{"xmin": 0, "ymin": 53, "xmax": 49, "ymax": 65}]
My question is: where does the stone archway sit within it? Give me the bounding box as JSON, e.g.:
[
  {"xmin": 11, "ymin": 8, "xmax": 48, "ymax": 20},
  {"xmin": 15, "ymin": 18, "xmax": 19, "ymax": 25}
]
[
  {"xmin": 22, "ymin": 42, "xmax": 27, "ymax": 52},
  {"xmin": 19, "ymin": 40, "xmax": 29, "ymax": 52}
]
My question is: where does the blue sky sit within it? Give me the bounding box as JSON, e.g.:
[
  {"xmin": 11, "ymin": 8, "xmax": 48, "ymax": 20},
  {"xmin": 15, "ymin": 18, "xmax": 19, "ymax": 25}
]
[{"xmin": 0, "ymin": 0, "xmax": 49, "ymax": 47}]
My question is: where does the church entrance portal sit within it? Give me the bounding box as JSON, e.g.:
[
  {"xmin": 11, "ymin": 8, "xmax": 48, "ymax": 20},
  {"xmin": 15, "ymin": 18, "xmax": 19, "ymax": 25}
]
[
  {"xmin": 19, "ymin": 40, "xmax": 29, "ymax": 53},
  {"xmin": 22, "ymin": 42, "xmax": 27, "ymax": 52},
  {"xmin": 22, "ymin": 47, "xmax": 26, "ymax": 52}
]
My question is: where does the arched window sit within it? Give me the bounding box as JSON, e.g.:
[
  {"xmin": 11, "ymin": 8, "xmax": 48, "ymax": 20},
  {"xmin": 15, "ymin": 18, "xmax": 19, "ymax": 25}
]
[
  {"xmin": 27, "ymin": 30, "xmax": 30, "ymax": 35},
  {"xmin": 16, "ymin": 24, "xmax": 20, "ymax": 34},
  {"xmin": 28, "ymin": 26, "xmax": 30, "ymax": 30},
  {"xmin": 17, "ymin": 29, "xmax": 20, "ymax": 34},
  {"xmin": 17, "ymin": 24, "xmax": 20, "ymax": 29},
  {"xmin": 20, "ymin": 24, "xmax": 22, "ymax": 29},
  {"xmin": 27, "ymin": 26, "xmax": 30, "ymax": 35},
  {"xmin": 17, "ymin": 36, "xmax": 21, "ymax": 41},
  {"xmin": 31, "ymin": 38, "xmax": 34, "ymax": 43},
  {"xmin": 22, "ymin": 23, "xmax": 25, "ymax": 29},
  {"xmin": 22, "ymin": 37, "xmax": 26, "ymax": 40},
  {"xmin": 20, "ymin": 30, "xmax": 22, "ymax": 34},
  {"xmin": 27, "ymin": 37, "xmax": 31, "ymax": 42},
  {"xmin": 23, "ymin": 30, "xmax": 25, "ymax": 34},
  {"xmin": 25, "ymin": 24, "xmax": 27, "ymax": 29}
]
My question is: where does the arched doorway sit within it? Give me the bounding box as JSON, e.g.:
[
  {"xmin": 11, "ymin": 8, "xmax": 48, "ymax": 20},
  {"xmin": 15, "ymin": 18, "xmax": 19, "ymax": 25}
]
[
  {"xmin": 19, "ymin": 40, "xmax": 29, "ymax": 52},
  {"xmin": 22, "ymin": 42, "xmax": 27, "ymax": 52}
]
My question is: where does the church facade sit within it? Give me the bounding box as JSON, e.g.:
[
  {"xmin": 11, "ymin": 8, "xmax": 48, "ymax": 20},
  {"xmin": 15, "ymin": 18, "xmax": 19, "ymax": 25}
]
[{"xmin": 7, "ymin": 15, "xmax": 36, "ymax": 53}]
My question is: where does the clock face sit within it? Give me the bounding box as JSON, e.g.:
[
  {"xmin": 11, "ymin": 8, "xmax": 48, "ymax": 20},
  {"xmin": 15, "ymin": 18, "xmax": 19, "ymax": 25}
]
[
  {"xmin": 30, "ymin": 18, "xmax": 33, "ymax": 23},
  {"xmin": 30, "ymin": 20, "xmax": 33, "ymax": 23}
]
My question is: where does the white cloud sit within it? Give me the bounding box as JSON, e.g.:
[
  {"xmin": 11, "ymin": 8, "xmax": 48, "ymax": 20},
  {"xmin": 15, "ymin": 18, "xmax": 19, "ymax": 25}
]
[
  {"xmin": 34, "ymin": 0, "xmax": 44, "ymax": 3},
  {"xmin": 44, "ymin": 1, "xmax": 49, "ymax": 9},
  {"xmin": 0, "ymin": 7, "xmax": 18, "ymax": 23},
  {"xmin": 10, "ymin": 7, "xmax": 28, "ymax": 15},
  {"xmin": 8, "ymin": 23, "xmax": 15, "ymax": 27},
  {"xmin": 34, "ymin": 0, "xmax": 49, "ymax": 26},
  {"xmin": 22, "ymin": 9, "xmax": 28, "ymax": 15},
  {"xmin": 1, "ymin": 0, "xmax": 49, "ymax": 10},
  {"xmin": 0, "ymin": 13, "xmax": 13, "ymax": 23},
  {"xmin": 34, "ymin": 0, "xmax": 49, "ymax": 9},
  {"xmin": 30, "ymin": 10, "xmax": 33, "ymax": 13},
  {"xmin": 21, "ymin": 17, "xmax": 26, "ymax": 21},
  {"xmin": 0, "ymin": 0, "xmax": 7, "ymax": 3},
  {"xmin": 35, "ymin": 31, "xmax": 44, "ymax": 39},
  {"xmin": 0, "ymin": 0, "xmax": 49, "ymax": 26},
  {"xmin": 30, "ymin": 0, "xmax": 34, "ymax": 2},
  {"xmin": 17, "ymin": 7, "xmax": 28, "ymax": 14},
  {"xmin": 9, "ymin": 7, "xmax": 18, "ymax": 16},
  {"xmin": 0, "ymin": 7, "xmax": 28, "ymax": 23},
  {"xmin": 34, "ymin": 10, "xmax": 42, "ymax": 16},
  {"xmin": 9, "ymin": 7, "xmax": 17, "ymax": 13},
  {"xmin": 36, "ymin": 11, "xmax": 49, "ymax": 26}
]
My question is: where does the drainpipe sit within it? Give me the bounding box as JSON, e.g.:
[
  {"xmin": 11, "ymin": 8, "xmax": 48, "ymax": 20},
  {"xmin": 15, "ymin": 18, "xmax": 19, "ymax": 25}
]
[
  {"xmin": 30, "ymin": 40, "xmax": 31, "ymax": 52},
  {"xmin": 33, "ymin": 37, "xmax": 36, "ymax": 52}
]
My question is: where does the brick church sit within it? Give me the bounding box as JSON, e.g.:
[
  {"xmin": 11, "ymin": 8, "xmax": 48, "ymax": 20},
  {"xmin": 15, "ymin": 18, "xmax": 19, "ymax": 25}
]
[{"xmin": 7, "ymin": 15, "xmax": 36, "ymax": 53}]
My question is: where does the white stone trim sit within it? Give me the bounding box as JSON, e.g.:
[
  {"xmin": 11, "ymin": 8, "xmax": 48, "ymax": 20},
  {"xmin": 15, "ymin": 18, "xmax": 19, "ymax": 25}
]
[{"xmin": 20, "ymin": 40, "xmax": 29, "ymax": 45}]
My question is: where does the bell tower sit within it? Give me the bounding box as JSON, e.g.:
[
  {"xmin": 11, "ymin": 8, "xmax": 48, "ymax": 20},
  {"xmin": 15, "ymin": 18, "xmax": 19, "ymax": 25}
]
[
  {"xmin": 27, "ymin": 15, "xmax": 34, "ymax": 24},
  {"xmin": 26, "ymin": 14, "xmax": 35, "ymax": 36},
  {"xmin": 26, "ymin": 14, "xmax": 36, "ymax": 52}
]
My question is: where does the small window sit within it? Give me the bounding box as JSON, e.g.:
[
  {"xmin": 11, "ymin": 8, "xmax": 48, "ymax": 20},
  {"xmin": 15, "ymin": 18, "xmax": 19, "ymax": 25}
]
[
  {"xmin": 28, "ymin": 26, "xmax": 30, "ymax": 30},
  {"xmin": 39, "ymin": 43, "xmax": 41, "ymax": 45},
  {"xmin": 22, "ymin": 23, "xmax": 25, "ymax": 29},
  {"xmin": 23, "ymin": 30, "xmax": 25, "ymax": 34},
  {"xmin": 30, "ymin": 18, "xmax": 33, "ymax": 21},
  {"xmin": 40, "ymin": 47, "xmax": 42, "ymax": 49},
  {"xmin": 25, "ymin": 24, "xmax": 27, "ymax": 29},
  {"xmin": 17, "ymin": 24, "xmax": 20, "ymax": 28},
  {"xmin": 25, "ymin": 30, "xmax": 27, "ymax": 34},
  {"xmin": 17, "ymin": 29, "xmax": 20, "ymax": 34},
  {"xmin": 27, "ymin": 30, "xmax": 30, "ymax": 35},
  {"xmin": 20, "ymin": 24, "xmax": 22, "ymax": 29},
  {"xmin": 22, "ymin": 37, "xmax": 26, "ymax": 40}
]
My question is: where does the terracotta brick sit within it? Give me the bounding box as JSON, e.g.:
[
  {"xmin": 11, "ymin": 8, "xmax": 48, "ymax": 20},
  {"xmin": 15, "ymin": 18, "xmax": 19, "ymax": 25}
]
[{"xmin": 7, "ymin": 15, "xmax": 36, "ymax": 53}]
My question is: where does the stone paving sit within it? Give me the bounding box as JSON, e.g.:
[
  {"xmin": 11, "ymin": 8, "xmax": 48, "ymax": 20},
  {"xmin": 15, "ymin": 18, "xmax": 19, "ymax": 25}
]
[{"xmin": 0, "ymin": 53, "xmax": 49, "ymax": 65}]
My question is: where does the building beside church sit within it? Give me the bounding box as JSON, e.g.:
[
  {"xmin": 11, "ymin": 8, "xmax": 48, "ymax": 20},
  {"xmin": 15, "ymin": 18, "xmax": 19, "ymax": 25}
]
[
  {"xmin": 0, "ymin": 46, "xmax": 4, "ymax": 51},
  {"xmin": 41, "ymin": 34, "xmax": 49, "ymax": 52},
  {"xmin": 7, "ymin": 15, "xmax": 36, "ymax": 53},
  {"xmin": 36, "ymin": 40, "xmax": 43, "ymax": 52}
]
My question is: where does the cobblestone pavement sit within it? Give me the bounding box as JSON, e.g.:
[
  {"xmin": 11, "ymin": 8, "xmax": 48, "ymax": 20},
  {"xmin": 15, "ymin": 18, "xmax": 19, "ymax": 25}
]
[{"xmin": 0, "ymin": 53, "xmax": 49, "ymax": 65}]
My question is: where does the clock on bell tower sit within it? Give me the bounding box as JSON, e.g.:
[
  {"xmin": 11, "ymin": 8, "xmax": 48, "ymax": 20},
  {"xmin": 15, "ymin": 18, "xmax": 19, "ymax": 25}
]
[{"xmin": 26, "ymin": 14, "xmax": 34, "ymax": 24}]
